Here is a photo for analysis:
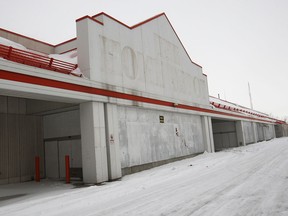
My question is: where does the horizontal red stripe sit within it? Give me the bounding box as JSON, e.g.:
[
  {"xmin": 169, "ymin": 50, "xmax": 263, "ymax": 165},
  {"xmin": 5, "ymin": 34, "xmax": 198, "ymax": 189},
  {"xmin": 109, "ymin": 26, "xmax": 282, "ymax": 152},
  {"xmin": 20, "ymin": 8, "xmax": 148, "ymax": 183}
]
[{"xmin": 0, "ymin": 69, "xmax": 275, "ymax": 124}]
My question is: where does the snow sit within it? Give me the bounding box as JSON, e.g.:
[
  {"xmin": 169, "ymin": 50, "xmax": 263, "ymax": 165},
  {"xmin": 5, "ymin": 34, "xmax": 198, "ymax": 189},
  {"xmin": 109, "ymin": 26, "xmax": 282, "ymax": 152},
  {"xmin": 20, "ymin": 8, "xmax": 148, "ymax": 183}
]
[
  {"xmin": 0, "ymin": 37, "xmax": 82, "ymax": 76},
  {"xmin": 49, "ymin": 50, "xmax": 77, "ymax": 65},
  {"xmin": 1, "ymin": 138, "xmax": 288, "ymax": 215},
  {"xmin": 0, "ymin": 37, "xmax": 27, "ymax": 50},
  {"xmin": 49, "ymin": 50, "xmax": 83, "ymax": 77}
]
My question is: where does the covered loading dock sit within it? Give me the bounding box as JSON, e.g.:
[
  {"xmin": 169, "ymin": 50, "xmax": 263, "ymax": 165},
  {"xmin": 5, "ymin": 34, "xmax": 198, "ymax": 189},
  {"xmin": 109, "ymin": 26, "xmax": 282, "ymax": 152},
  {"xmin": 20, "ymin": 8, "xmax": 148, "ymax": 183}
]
[
  {"xmin": 211, "ymin": 115, "xmax": 276, "ymax": 152},
  {"xmin": 0, "ymin": 95, "xmax": 82, "ymax": 184},
  {"xmin": 211, "ymin": 118, "xmax": 239, "ymax": 151},
  {"xmin": 43, "ymin": 108, "xmax": 82, "ymax": 180},
  {"xmin": 274, "ymin": 124, "xmax": 288, "ymax": 138}
]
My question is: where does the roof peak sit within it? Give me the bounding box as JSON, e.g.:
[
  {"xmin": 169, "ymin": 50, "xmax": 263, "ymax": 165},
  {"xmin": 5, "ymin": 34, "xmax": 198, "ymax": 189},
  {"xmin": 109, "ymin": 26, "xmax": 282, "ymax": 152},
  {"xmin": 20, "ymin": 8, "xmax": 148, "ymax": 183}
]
[{"xmin": 91, "ymin": 12, "xmax": 166, "ymax": 29}]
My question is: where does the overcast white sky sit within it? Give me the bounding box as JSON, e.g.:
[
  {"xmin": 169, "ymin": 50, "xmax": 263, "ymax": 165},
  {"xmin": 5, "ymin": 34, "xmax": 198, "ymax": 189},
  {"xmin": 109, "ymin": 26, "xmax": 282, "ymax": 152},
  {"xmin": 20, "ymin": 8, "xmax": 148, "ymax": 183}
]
[{"xmin": 1, "ymin": 0, "xmax": 287, "ymax": 119}]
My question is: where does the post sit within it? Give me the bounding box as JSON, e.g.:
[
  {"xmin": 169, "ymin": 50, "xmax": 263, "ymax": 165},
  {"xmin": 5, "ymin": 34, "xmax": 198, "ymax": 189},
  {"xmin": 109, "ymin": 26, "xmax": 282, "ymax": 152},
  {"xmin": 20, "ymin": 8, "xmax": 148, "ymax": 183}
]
[
  {"xmin": 48, "ymin": 58, "xmax": 54, "ymax": 67},
  {"xmin": 7, "ymin": 46, "xmax": 13, "ymax": 59},
  {"xmin": 201, "ymin": 116, "xmax": 215, "ymax": 153},
  {"xmin": 80, "ymin": 102, "xmax": 109, "ymax": 184},
  {"xmin": 104, "ymin": 104, "xmax": 122, "ymax": 180},
  {"xmin": 65, "ymin": 155, "xmax": 70, "ymax": 184},
  {"xmin": 35, "ymin": 156, "xmax": 40, "ymax": 182}
]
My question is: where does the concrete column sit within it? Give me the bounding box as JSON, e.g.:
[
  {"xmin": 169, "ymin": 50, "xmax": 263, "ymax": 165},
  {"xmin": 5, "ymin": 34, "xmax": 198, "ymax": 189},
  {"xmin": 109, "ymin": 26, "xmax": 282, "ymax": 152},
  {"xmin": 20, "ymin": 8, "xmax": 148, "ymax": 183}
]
[
  {"xmin": 253, "ymin": 122, "xmax": 258, "ymax": 143},
  {"xmin": 263, "ymin": 125, "xmax": 268, "ymax": 141},
  {"xmin": 272, "ymin": 124, "xmax": 276, "ymax": 139},
  {"xmin": 236, "ymin": 121, "xmax": 246, "ymax": 146},
  {"xmin": 201, "ymin": 116, "xmax": 215, "ymax": 153},
  {"xmin": 80, "ymin": 102, "xmax": 108, "ymax": 184},
  {"xmin": 104, "ymin": 104, "xmax": 122, "ymax": 180},
  {"xmin": 207, "ymin": 117, "xmax": 215, "ymax": 152}
]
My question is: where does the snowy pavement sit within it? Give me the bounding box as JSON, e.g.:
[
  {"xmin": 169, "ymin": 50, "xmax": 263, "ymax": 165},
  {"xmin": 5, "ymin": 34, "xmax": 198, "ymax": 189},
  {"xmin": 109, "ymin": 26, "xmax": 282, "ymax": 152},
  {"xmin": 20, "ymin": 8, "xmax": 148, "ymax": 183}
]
[{"xmin": 1, "ymin": 138, "xmax": 288, "ymax": 216}]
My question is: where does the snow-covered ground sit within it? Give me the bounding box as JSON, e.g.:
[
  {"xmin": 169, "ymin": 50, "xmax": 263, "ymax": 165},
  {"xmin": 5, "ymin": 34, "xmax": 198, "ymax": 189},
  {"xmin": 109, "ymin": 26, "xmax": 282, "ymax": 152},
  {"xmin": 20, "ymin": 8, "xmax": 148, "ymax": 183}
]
[{"xmin": 1, "ymin": 138, "xmax": 288, "ymax": 216}]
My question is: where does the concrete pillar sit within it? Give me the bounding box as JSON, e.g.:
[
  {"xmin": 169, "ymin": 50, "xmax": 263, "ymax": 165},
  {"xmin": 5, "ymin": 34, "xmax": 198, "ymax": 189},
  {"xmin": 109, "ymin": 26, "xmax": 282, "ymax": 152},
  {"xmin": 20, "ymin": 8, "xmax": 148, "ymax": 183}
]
[
  {"xmin": 253, "ymin": 122, "xmax": 258, "ymax": 143},
  {"xmin": 104, "ymin": 104, "xmax": 122, "ymax": 180},
  {"xmin": 202, "ymin": 116, "xmax": 215, "ymax": 153},
  {"xmin": 207, "ymin": 117, "xmax": 215, "ymax": 152},
  {"xmin": 272, "ymin": 124, "xmax": 276, "ymax": 139},
  {"xmin": 80, "ymin": 102, "xmax": 108, "ymax": 184},
  {"xmin": 236, "ymin": 121, "xmax": 246, "ymax": 146},
  {"xmin": 263, "ymin": 125, "xmax": 268, "ymax": 141}
]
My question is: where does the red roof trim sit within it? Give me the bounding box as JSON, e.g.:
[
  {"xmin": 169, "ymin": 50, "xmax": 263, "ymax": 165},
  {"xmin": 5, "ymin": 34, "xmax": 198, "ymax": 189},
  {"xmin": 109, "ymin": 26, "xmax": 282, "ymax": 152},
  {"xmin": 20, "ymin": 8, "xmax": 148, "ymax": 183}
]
[
  {"xmin": 55, "ymin": 38, "xmax": 77, "ymax": 47},
  {"xmin": 1, "ymin": 13, "xmax": 202, "ymax": 69},
  {"xmin": 91, "ymin": 12, "xmax": 202, "ymax": 69},
  {"xmin": 0, "ymin": 28, "xmax": 54, "ymax": 47},
  {"xmin": 131, "ymin": 13, "xmax": 165, "ymax": 29},
  {"xmin": 59, "ymin": 48, "xmax": 77, "ymax": 55},
  {"xmin": 210, "ymin": 95, "xmax": 267, "ymax": 115},
  {"xmin": 0, "ymin": 28, "xmax": 77, "ymax": 50},
  {"xmin": 92, "ymin": 12, "xmax": 130, "ymax": 28},
  {"xmin": 209, "ymin": 95, "xmax": 283, "ymax": 122},
  {"xmin": 76, "ymin": 15, "xmax": 104, "ymax": 25},
  {"xmin": 92, "ymin": 12, "xmax": 166, "ymax": 30},
  {"xmin": 162, "ymin": 14, "xmax": 202, "ymax": 68},
  {"xmin": 0, "ymin": 69, "xmax": 276, "ymax": 124}
]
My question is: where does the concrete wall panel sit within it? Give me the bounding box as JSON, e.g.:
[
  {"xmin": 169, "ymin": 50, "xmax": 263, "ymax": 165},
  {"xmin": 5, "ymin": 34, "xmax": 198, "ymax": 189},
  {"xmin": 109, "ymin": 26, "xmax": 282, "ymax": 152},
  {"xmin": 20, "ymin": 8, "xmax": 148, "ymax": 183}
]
[
  {"xmin": 264, "ymin": 124, "xmax": 275, "ymax": 140},
  {"xmin": 7, "ymin": 114, "xmax": 20, "ymax": 183},
  {"xmin": 35, "ymin": 117, "xmax": 44, "ymax": 177},
  {"xmin": 0, "ymin": 114, "xmax": 8, "ymax": 184},
  {"xmin": 201, "ymin": 116, "xmax": 214, "ymax": 153},
  {"xmin": 7, "ymin": 97, "xmax": 19, "ymax": 114},
  {"xmin": 212, "ymin": 120, "xmax": 238, "ymax": 150},
  {"xmin": 276, "ymin": 124, "xmax": 288, "ymax": 137},
  {"xmin": 257, "ymin": 124, "xmax": 265, "ymax": 141},
  {"xmin": 0, "ymin": 96, "xmax": 8, "ymax": 113},
  {"xmin": 104, "ymin": 104, "xmax": 122, "ymax": 180},
  {"xmin": 283, "ymin": 125, "xmax": 288, "ymax": 137},
  {"xmin": 19, "ymin": 115, "xmax": 35, "ymax": 181},
  {"xmin": 0, "ymin": 96, "xmax": 44, "ymax": 184},
  {"xmin": 118, "ymin": 106, "xmax": 204, "ymax": 169},
  {"xmin": 43, "ymin": 110, "xmax": 80, "ymax": 139},
  {"xmin": 243, "ymin": 121, "xmax": 255, "ymax": 144},
  {"xmin": 58, "ymin": 140, "xmax": 71, "ymax": 178},
  {"xmin": 58, "ymin": 139, "xmax": 82, "ymax": 178},
  {"xmin": 275, "ymin": 125, "xmax": 283, "ymax": 138},
  {"xmin": 76, "ymin": 15, "xmax": 209, "ymax": 107},
  {"xmin": 45, "ymin": 141, "xmax": 59, "ymax": 179}
]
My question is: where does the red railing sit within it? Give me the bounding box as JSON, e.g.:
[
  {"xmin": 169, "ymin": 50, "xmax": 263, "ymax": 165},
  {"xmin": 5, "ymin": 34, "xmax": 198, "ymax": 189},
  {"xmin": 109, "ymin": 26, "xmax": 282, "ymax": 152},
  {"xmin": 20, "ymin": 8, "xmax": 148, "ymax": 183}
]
[{"xmin": 0, "ymin": 44, "xmax": 78, "ymax": 75}]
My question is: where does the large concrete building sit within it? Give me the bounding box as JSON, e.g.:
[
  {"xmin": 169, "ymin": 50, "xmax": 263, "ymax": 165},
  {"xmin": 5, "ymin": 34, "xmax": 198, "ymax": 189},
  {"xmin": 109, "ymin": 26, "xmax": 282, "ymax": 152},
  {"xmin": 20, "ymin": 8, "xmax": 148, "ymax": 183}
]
[{"xmin": 0, "ymin": 12, "xmax": 287, "ymax": 185}]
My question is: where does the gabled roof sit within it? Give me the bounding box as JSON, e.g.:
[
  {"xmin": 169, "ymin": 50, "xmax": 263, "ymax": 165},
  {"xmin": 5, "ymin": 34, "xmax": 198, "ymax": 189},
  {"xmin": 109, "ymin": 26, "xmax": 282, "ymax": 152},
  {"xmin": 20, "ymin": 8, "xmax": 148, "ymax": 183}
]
[{"xmin": 77, "ymin": 12, "xmax": 202, "ymax": 68}]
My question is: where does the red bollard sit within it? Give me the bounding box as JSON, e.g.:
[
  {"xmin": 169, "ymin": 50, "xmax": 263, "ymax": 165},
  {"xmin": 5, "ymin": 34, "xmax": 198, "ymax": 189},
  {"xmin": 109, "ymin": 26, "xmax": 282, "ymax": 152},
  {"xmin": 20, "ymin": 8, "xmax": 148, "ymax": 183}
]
[
  {"xmin": 35, "ymin": 156, "xmax": 40, "ymax": 182},
  {"xmin": 65, "ymin": 155, "xmax": 70, "ymax": 184}
]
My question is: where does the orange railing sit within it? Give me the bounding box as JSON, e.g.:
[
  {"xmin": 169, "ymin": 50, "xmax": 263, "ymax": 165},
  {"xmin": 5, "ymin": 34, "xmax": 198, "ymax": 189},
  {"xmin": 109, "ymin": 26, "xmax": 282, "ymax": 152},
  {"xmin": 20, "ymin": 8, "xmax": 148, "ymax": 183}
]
[{"xmin": 0, "ymin": 44, "xmax": 78, "ymax": 75}]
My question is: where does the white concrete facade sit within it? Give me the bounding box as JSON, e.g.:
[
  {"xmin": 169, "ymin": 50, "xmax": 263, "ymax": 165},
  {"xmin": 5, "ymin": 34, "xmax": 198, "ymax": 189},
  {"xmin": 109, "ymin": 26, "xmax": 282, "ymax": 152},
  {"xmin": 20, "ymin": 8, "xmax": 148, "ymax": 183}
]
[
  {"xmin": 76, "ymin": 14, "xmax": 209, "ymax": 108},
  {"xmin": 0, "ymin": 12, "xmax": 285, "ymax": 185},
  {"xmin": 74, "ymin": 13, "xmax": 212, "ymax": 183}
]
